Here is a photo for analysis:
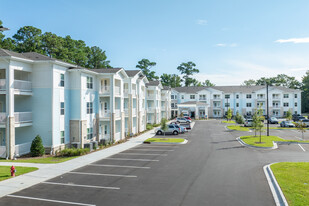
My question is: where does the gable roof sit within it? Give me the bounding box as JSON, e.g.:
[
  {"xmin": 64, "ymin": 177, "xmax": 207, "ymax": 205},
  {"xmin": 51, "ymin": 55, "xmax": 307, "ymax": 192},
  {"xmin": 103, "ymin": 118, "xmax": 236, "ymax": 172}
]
[
  {"xmin": 125, "ymin": 70, "xmax": 141, "ymax": 77},
  {"xmin": 146, "ymin": 80, "xmax": 161, "ymax": 86},
  {"xmin": 0, "ymin": 48, "xmax": 31, "ymax": 60}
]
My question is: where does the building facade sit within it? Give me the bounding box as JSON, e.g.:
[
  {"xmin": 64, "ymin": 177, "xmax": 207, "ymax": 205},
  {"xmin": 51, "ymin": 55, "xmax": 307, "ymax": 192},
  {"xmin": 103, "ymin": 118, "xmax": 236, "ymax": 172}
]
[
  {"xmin": 0, "ymin": 49, "xmax": 171, "ymax": 159},
  {"xmin": 171, "ymin": 86, "xmax": 301, "ymax": 118}
]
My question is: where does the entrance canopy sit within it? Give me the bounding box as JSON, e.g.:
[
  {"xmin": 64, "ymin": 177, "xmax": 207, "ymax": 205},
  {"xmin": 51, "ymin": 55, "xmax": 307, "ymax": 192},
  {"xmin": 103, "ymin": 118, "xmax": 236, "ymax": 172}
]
[{"xmin": 177, "ymin": 101, "xmax": 209, "ymax": 119}]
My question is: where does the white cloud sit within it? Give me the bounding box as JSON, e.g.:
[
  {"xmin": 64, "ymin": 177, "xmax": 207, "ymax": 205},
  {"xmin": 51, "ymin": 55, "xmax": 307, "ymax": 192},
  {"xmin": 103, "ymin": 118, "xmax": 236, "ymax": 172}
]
[
  {"xmin": 215, "ymin": 43, "xmax": 238, "ymax": 47},
  {"xmin": 196, "ymin": 19, "xmax": 207, "ymax": 25},
  {"xmin": 216, "ymin": 43, "xmax": 226, "ymax": 47},
  {"xmin": 275, "ymin": 37, "xmax": 309, "ymax": 44}
]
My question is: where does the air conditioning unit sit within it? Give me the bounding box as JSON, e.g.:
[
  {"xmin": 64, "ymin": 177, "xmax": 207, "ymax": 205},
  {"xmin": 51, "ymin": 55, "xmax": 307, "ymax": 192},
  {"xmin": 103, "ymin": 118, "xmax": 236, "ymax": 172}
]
[
  {"xmin": 84, "ymin": 143, "xmax": 93, "ymax": 151},
  {"xmin": 91, "ymin": 141, "xmax": 98, "ymax": 149},
  {"xmin": 71, "ymin": 142, "xmax": 80, "ymax": 149}
]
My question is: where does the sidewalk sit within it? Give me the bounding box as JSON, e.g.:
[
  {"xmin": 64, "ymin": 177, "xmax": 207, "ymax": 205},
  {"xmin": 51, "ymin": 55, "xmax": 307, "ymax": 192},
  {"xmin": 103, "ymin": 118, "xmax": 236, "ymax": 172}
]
[{"xmin": 0, "ymin": 127, "xmax": 158, "ymax": 198}]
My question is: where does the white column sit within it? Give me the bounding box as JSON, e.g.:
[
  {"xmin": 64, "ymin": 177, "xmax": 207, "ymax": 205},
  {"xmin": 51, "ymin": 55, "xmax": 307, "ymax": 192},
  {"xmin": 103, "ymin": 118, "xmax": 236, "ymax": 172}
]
[{"xmin": 6, "ymin": 65, "xmax": 15, "ymax": 159}]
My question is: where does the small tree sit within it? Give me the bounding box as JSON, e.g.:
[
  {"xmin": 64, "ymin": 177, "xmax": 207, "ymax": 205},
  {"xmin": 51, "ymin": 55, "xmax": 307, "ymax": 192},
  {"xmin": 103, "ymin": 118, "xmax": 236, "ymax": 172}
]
[
  {"xmin": 30, "ymin": 135, "xmax": 45, "ymax": 157},
  {"xmin": 295, "ymin": 121, "xmax": 306, "ymax": 140},
  {"xmin": 179, "ymin": 112, "xmax": 184, "ymax": 117},
  {"xmin": 226, "ymin": 108, "xmax": 232, "ymax": 121},
  {"xmin": 235, "ymin": 112, "xmax": 244, "ymax": 124},
  {"xmin": 252, "ymin": 110, "xmax": 259, "ymax": 137},
  {"xmin": 160, "ymin": 118, "xmax": 168, "ymax": 136},
  {"xmin": 286, "ymin": 110, "xmax": 292, "ymax": 121}
]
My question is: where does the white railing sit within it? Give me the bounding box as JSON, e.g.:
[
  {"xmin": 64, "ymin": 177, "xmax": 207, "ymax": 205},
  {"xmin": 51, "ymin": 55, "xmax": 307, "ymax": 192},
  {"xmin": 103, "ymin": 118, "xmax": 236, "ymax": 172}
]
[
  {"xmin": 132, "ymin": 108, "xmax": 137, "ymax": 116},
  {"xmin": 115, "ymin": 86, "xmax": 121, "ymax": 95},
  {"xmin": 115, "ymin": 132, "xmax": 121, "ymax": 141},
  {"xmin": 0, "ymin": 79, "xmax": 6, "ymax": 90},
  {"xmin": 115, "ymin": 109, "xmax": 121, "ymax": 118},
  {"xmin": 123, "ymin": 88, "xmax": 128, "ymax": 97},
  {"xmin": 161, "ymin": 107, "xmax": 166, "ymax": 111},
  {"xmin": 273, "ymin": 105, "xmax": 280, "ymax": 108},
  {"xmin": 132, "ymin": 89, "xmax": 136, "ymax": 96},
  {"xmin": 101, "ymin": 133, "xmax": 110, "ymax": 140},
  {"xmin": 147, "ymin": 94, "xmax": 155, "ymax": 99},
  {"xmin": 0, "ymin": 112, "xmax": 6, "ymax": 123},
  {"xmin": 15, "ymin": 112, "xmax": 32, "ymax": 123},
  {"xmin": 147, "ymin": 107, "xmax": 155, "ymax": 113},
  {"xmin": 101, "ymin": 110, "xmax": 110, "ymax": 118},
  {"xmin": 0, "ymin": 146, "xmax": 6, "ymax": 158},
  {"xmin": 101, "ymin": 86, "xmax": 110, "ymax": 94},
  {"xmin": 15, "ymin": 142, "xmax": 31, "ymax": 157},
  {"xmin": 14, "ymin": 80, "xmax": 32, "ymax": 91},
  {"xmin": 213, "ymin": 105, "xmax": 221, "ymax": 108},
  {"xmin": 124, "ymin": 108, "xmax": 129, "ymax": 116}
]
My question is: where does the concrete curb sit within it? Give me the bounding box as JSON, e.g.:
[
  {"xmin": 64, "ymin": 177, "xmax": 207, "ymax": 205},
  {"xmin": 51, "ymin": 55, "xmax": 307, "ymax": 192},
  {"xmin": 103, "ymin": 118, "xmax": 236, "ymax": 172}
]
[
  {"xmin": 144, "ymin": 139, "xmax": 188, "ymax": 145},
  {"xmin": 236, "ymin": 137, "xmax": 278, "ymax": 149},
  {"xmin": 263, "ymin": 163, "xmax": 288, "ymax": 206}
]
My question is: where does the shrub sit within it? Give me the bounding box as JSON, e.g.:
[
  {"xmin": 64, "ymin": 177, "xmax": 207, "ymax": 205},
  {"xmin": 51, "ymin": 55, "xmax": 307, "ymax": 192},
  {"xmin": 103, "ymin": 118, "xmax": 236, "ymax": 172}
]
[
  {"xmin": 146, "ymin": 123, "xmax": 153, "ymax": 130},
  {"xmin": 30, "ymin": 135, "xmax": 45, "ymax": 157},
  {"xmin": 235, "ymin": 112, "xmax": 244, "ymax": 124},
  {"xmin": 58, "ymin": 148, "xmax": 90, "ymax": 157}
]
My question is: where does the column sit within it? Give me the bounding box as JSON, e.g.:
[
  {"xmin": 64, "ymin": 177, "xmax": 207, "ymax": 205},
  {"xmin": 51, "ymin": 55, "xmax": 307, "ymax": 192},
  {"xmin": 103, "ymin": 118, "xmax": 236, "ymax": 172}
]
[{"xmin": 6, "ymin": 65, "xmax": 14, "ymax": 159}]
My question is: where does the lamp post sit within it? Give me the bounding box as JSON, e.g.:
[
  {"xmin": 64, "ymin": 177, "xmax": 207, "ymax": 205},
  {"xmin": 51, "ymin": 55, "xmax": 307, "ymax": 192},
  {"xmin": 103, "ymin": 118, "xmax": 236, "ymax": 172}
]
[{"xmin": 266, "ymin": 82, "xmax": 269, "ymax": 136}]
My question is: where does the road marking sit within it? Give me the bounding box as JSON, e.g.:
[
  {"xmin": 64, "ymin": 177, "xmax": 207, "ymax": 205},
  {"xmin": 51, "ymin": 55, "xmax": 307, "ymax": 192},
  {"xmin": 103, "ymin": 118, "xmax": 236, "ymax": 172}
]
[
  {"xmin": 118, "ymin": 153, "xmax": 167, "ymax": 156},
  {"xmin": 295, "ymin": 136, "xmax": 303, "ymax": 140},
  {"xmin": 6, "ymin": 195, "xmax": 96, "ymax": 206},
  {"xmin": 129, "ymin": 149, "xmax": 174, "ymax": 152},
  {"xmin": 105, "ymin": 157, "xmax": 159, "ymax": 162},
  {"xmin": 42, "ymin": 182, "xmax": 120, "ymax": 190},
  {"xmin": 68, "ymin": 171, "xmax": 137, "ymax": 177},
  {"xmin": 138, "ymin": 145, "xmax": 179, "ymax": 148},
  {"xmin": 89, "ymin": 164, "xmax": 150, "ymax": 169},
  {"xmin": 298, "ymin": 144, "xmax": 306, "ymax": 152}
]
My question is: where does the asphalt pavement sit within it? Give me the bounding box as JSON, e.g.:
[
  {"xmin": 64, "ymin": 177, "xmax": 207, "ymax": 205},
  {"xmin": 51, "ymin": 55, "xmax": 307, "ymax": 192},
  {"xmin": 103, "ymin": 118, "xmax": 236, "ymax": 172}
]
[{"xmin": 1, "ymin": 120, "xmax": 309, "ymax": 206}]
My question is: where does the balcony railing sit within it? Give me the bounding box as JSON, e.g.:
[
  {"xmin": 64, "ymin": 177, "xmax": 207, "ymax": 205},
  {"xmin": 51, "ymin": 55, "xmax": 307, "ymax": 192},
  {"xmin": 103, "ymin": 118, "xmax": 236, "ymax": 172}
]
[
  {"xmin": 15, "ymin": 142, "xmax": 31, "ymax": 157},
  {"xmin": 115, "ymin": 109, "xmax": 121, "ymax": 118},
  {"xmin": 0, "ymin": 79, "xmax": 5, "ymax": 90},
  {"xmin": 0, "ymin": 113, "xmax": 6, "ymax": 123},
  {"xmin": 147, "ymin": 107, "xmax": 155, "ymax": 113},
  {"xmin": 100, "ymin": 110, "xmax": 110, "ymax": 118},
  {"xmin": 115, "ymin": 132, "xmax": 121, "ymax": 141},
  {"xmin": 101, "ymin": 133, "xmax": 110, "ymax": 140},
  {"xmin": 124, "ymin": 108, "xmax": 129, "ymax": 116},
  {"xmin": 15, "ymin": 112, "xmax": 32, "ymax": 123},
  {"xmin": 123, "ymin": 88, "xmax": 128, "ymax": 97},
  {"xmin": 147, "ymin": 94, "xmax": 155, "ymax": 99},
  {"xmin": 14, "ymin": 80, "xmax": 32, "ymax": 91},
  {"xmin": 132, "ymin": 108, "xmax": 137, "ymax": 116},
  {"xmin": 100, "ymin": 86, "xmax": 110, "ymax": 94},
  {"xmin": 115, "ymin": 86, "xmax": 121, "ymax": 95},
  {"xmin": 199, "ymin": 97, "xmax": 207, "ymax": 100}
]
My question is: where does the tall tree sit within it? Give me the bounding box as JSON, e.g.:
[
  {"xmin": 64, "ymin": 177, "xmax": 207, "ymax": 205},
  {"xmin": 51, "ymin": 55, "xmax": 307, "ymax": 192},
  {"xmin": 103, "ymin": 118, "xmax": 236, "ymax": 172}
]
[
  {"xmin": 177, "ymin": 61, "xmax": 199, "ymax": 86},
  {"xmin": 87, "ymin": 46, "xmax": 111, "ymax": 69},
  {"xmin": 13, "ymin": 26, "xmax": 42, "ymax": 53},
  {"xmin": 202, "ymin": 79, "xmax": 215, "ymax": 86},
  {"xmin": 160, "ymin": 74, "xmax": 182, "ymax": 87},
  {"xmin": 41, "ymin": 32, "xmax": 63, "ymax": 57},
  {"xmin": 136, "ymin": 59, "xmax": 158, "ymax": 81},
  {"xmin": 253, "ymin": 74, "xmax": 301, "ymax": 89},
  {"xmin": 243, "ymin": 79, "xmax": 256, "ymax": 86}
]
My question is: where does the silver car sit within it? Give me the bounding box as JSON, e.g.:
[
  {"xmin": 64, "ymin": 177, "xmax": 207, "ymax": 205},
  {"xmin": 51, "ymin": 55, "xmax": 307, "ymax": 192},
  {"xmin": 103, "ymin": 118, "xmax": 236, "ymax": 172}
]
[
  {"xmin": 244, "ymin": 119, "xmax": 253, "ymax": 127},
  {"xmin": 300, "ymin": 119, "xmax": 309, "ymax": 127},
  {"xmin": 156, "ymin": 124, "xmax": 180, "ymax": 135},
  {"xmin": 176, "ymin": 117, "xmax": 191, "ymax": 123}
]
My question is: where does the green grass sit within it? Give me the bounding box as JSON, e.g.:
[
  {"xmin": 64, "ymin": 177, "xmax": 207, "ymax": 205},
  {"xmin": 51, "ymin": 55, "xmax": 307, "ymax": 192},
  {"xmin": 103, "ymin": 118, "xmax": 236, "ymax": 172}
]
[
  {"xmin": 0, "ymin": 166, "xmax": 38, "ymax": 181},
  {"xmin": 240, "ymin": 135, "xmax": 309, "ymax": 147},
  {"xmin": 0, "ymin": 156, "xmax": 77, "ymax": 164},
  {"xmin": 221, "ymin": 120, "xmax": 236, "ymax": 124},
  {"xmin": 227, "ymin": 125, "xmax": 250, "ymax": 131},
  {"xmin": 271, "ymin": 162, "xmax": 309, "ymax": 206},
  {"xmin": 144, "ymin": 138, "xmax": 185, "ymax": 143}
]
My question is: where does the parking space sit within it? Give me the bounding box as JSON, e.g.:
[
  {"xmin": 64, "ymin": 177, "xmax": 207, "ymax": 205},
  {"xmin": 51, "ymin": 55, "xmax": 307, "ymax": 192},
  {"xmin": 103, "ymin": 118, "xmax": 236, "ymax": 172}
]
[{"xmin": 0, "ymin": 143, "xmax": 182, "ymax": 206}]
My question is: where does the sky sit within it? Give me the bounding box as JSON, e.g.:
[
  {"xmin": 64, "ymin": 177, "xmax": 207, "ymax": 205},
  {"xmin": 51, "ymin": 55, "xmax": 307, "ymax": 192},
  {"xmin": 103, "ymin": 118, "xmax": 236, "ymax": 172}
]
[{"xmin": 1, "ymin": 0, "xmax": 309, "ymax": 85}]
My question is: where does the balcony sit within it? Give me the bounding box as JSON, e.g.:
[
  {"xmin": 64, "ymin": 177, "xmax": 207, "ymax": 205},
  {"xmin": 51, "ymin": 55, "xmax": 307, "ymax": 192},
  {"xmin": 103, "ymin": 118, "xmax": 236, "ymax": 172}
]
[
  {"xmin": 14, "ymin": 112, "xmax": 32, "ymax": 127},
  {"xmin": 100, "ymin": 110, "xmax": 110, "ymax": 118},
  {"xmin": 115, "ymin": 86, "xmax": 121, "ymax": 95},
  {"xmin": 0, "ymin": 79, "xmax": 5, "ymax": 91},
  {"xmin": 161, "ymin": 107, "xmax": 166, "ymax": 111},
  {"xmin": 147, "ymin": 94, "xmax": 155, "ymax": 100},
  {"xmin": 123, "ymin": 88, "xmax": 128, "ymax": 97},
  {"xmin": 15, "ymin": 142, "xmax": 31, "ymax": 157},
  {"xmin": 132, "ymin": 108, "xmax": 137, "ymax": 116},
  {"xmin": 124, "ymin": 108, "xmax": 129, "ymax": 116},
  {"xmin": 132, "ymin": 89, "xmax": 136, "ymax": 97},
  {"xmin": 147, "ymin": 107, "xmax": 155, "ymax": 113},
  {"xmin": 100, "ymin": 86, "xmax": 110, "ymax": 95},
  {"xmin": 101, "ymin": 133, "xmax": 110, "ymax": 140},
  {"xmin": 115, "ymin": 109, "xmax": 121, "ymax": 118},
  {"xmin": 14, "ymin": 80, "xmax": 32, "ymax": 92}
]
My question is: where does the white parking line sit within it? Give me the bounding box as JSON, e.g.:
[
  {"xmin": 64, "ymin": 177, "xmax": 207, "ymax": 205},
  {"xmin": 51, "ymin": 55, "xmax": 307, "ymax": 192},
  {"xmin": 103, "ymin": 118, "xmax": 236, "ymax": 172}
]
[
  {"xmin": 42, "ymin": 182, "xmax": 120, "ymax": 190},
  {"xmin": 118, "ymin": 153, "xmax": 168, "ymax": 156},
  {"xmin": 105, "ymin": 157, "xmax": 159, "ymax": 162},
  {"xmin": 129, "ymin": 149, "xmax": 174, "ymax": 152},
  {"xmin": 295, "ymin": 136, "xmax": 303, "ymax": 140},
  {"xmin": 138, "ymin": 145, "xmax": 179, "ymax": 148},
  {"xmin": 68, "ymin": 171, "xmax": 137, "ymax": 178},
  {"xmin": 298, "ymin": 144, "xmax": 306, "ymax": 152},
  {"xmin": 6, "ymin": 195, "xmax": 96, "ymax": 206},
  {"xmin": 89, "ymin": 164, "xmax": 150, "ymax": 169}
]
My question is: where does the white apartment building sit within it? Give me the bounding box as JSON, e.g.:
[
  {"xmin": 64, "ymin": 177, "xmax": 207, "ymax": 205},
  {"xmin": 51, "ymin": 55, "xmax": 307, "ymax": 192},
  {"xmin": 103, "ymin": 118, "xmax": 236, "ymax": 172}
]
[
  {"xmin": 0, "ymin": 49, "xmax": 171, "ymax": 159},
  {"xmin": 171, "ymin": 86, "xmax": 301, "ymax": 118}
]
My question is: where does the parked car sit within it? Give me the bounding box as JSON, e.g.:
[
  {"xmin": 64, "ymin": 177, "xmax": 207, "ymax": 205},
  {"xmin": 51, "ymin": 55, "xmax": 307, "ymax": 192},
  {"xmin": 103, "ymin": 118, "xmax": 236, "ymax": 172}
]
[
  {"xmin": 280, "ymin": 121, "xmax": 295, "ymax": 128},
  {"xmin": 244, "ymin": 119, "xmax": 253, "ymax": 127},
  {"xmin": 176, "ymin": 117, "xmax": 191, "ymax": 123},
  {"xmin": 178, "ymin": 125, "xmax": 187, "ymax": 133},
  {"xmin": 300, "ymin": 119, "xmax": 309, "ymax": 127},
  {"xmin": 184, "ymin": 116, "xmax": 192, "ymax": 121},
  {"xmin": 292, "ymin": 115, "xmax": 306, "ymax": 122},
  {"xmin": 268, "ymin": 117, "xmax": 279, "ymax": 124},
  {"xmin": 155, "ymin": 124, "xmax": 180, "ymax": 135}
]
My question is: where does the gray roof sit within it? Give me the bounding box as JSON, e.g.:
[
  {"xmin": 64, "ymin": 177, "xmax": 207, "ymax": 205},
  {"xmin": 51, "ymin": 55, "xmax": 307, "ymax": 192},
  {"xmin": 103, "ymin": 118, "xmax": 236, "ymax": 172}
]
[
  {"xmin": 125, "ymin": 70, "xmax": 141, "ymax": 77},
  {"xmin": 146, "ymin": 80, "xmax": 161, "ymax": 86},
  {"xmin": 90, "ymin": 68, "xmax": 122, "ymax": 74},
  {"xmin": 0, "ymin": 48, "xmax": 31, "ymax": 59},
  {"xmin": 162, "ymin": 86, "xmax": 171, "ymax": 90},
  {"xmin": 173, "ymin": 85, "xmax": 299, "ymax": 94}
]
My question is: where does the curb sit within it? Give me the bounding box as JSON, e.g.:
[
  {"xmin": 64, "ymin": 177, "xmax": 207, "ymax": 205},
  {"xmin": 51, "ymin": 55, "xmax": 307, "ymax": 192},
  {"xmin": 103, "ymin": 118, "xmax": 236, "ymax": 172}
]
[
  {"xmin": 236, "ymin": 137, "xmax": 277, "ymax": 149},
  {"xmin": 144, "ymin": 139, "xmax": 188, "ymax": 145},
  {"xmin": 263, "ymin": 164, "xmax": 288, "ymax": 206}
]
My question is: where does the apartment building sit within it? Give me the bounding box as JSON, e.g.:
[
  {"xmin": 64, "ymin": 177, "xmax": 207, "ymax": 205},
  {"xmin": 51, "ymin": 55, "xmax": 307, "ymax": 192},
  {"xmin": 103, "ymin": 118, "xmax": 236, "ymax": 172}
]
[
  {"xmin": 0, "ymin": 49, "xmax": 171, "ymax": 159},
  {"xmin": 171, "ymin": 86, "xmax": 301, "ymax": 118}
]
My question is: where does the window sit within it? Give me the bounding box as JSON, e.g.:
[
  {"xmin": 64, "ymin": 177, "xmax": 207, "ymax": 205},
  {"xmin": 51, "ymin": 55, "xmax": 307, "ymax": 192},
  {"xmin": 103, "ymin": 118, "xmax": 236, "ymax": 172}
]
[
  {"xmin": 257, "ymin": 94, "xmax": 264, "ymax": 99},
  {"xmin": 87, "ymin": 76, "xmax": 93, "ymax": 89},
  {"xmin": 236, "ymin": 103, "xmax": 239, "ymax": 107},
  {"xmin": 104, "ymin": 125, "xmax": 108, "ymax": 134},
  {"xmin": 171, "ymin": 103, "xmax": 174, "ymax": 108},
  {"xmin": 87, "ymin": 128, "xmax": 93, "ymax": 140},
  {"xmin": 60, "ymin": 102, "xmax": 64, "ymax": 115},
  {"xmin": 87, "ymin": 102, "xmax": 93, "ymax": 114},
  {"xmin": 295, "ymin": 94, "xmax": 297, "ymax": 98},
  {"xmin": 225, "ymin": 103, "xmax": 230, "ymax": 107},
  {"xmin": 181, "ymin": 95, "xmax": 184, "ymax": 99},
  {"xmin": 273, "ymin": 102, "xmax": 279, "ymax": 107},
  {"xmin": 225, "ymin": 94, "xmax": 230, "ymax": 99},
  {"xmin": 171, "ymin": 95, "xmax": 175, "ymax": 99},
  {"xmin": 283, "ymin": 111, "xmax": 287, "ymax": 116},
  {"xmin": 246, "ymin": 94, "xmax": 252, "ymax": 99},
  {"xmin": 199, "ymin": 94, "xmax": 206, "ymax": 100},
  {"xmin": 60, "ymin": 131, "xmax": 65, "ymax": 144},
  {"xmin": 190, "ymin": 95, "xmax": 195, "ymax": 99},
  {"xmin": 236, "ymin": 94, "xmax": 239, "ymax": 99},
  {"xmin": 257, "ymin": 102, "xmax": 264, "ymax": 107},
  {"xmin": 283, "ymin": 102, "xmax": 289, "ymax": 107},
  {"xmin": 295, "ymin": 102, "xmax": 297, "ymax": 107},
  {"xmin": 213, "ymin": 94, "xmax": 220, "ymax": 99},
  {"xmin": 246, "ymin": 103, "xmax": 252, "ymax": 107},
  {"xmin": 283, "ymin": 94, "xmax": 289, "ymax": 98},
  {"xmin": 60, "ymin": 74, "xmax": 64, "ymax": 87}
]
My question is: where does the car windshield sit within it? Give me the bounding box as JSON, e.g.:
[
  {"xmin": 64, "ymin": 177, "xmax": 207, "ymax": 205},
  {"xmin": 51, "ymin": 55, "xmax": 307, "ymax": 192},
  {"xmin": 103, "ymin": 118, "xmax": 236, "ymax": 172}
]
[
  {"xmin": 175, "ymin": 125, "xmax": 179, "ymax": 128},
  {"xmin": 286, "ymin": 121, "xmax": 293, "ymax": 124},
  {"xmin": 271, "ymin": 117, "xmax": 277, "ymax": 120}
]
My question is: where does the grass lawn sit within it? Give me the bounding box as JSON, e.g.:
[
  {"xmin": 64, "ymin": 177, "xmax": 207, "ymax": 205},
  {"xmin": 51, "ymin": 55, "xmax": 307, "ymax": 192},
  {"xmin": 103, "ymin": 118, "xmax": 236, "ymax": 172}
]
[
  {"xmin": 221, "ymin": 120, "xmax": 236, "ymax": 124},
  {"xmin": 0, "ymin": 166, "xmax": 38, "ymax": 181},
  {"xmin": 144, "ymin": 138, "xmax": 185, "ymax": 143},
  {"xmin": 227, "ymin": 125, "xmax": 250, "ymax": 131},
  {"xmin": 271, "ymin": 162, "xmax": 309, "ymax": 206},
  {"xmin": 240, "ymin": 135, "xmax": 309, "ymax": 147},
  {"xmin": 0, "ymin": 156, "xmax": 77, "ymax": 164}
]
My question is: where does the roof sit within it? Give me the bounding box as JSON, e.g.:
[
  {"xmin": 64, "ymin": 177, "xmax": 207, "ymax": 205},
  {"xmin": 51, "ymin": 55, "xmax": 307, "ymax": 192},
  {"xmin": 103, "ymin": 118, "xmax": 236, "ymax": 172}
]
[
  {"xmin": 0, "ymin": 26, "xmax": 9, "ymax": 31},
  {"xmin": 146, "ymin": 80, "xmax": 161, "ymax": 86},
  {"xmin": 125, "ymin": 70, "xmax": 141, "ymax": 77},
  {"xmin": 0, "ymin": 48, "xmax": 31, "ymax": 60},
  {"xmin": 162, "ymin": 86, "xmax": 171, "ymax": 90},
  {"xmin": 92, "ymin": 68, "xmax": 122, "ymax": 74},
  {"xmin": 173, "ymin": 85, "xmax": 300, "ymax": 94},
  {"xmin": 178, "ymin": 101, "xmax": 208, "ymax": 106}
]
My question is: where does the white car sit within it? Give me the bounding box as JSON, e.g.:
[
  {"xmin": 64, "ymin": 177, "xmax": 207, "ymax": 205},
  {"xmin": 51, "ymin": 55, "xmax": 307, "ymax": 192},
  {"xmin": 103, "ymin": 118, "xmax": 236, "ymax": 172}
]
[{"xmin": 176, "ymin": 117, "xmax": 191, "ymax": 123}]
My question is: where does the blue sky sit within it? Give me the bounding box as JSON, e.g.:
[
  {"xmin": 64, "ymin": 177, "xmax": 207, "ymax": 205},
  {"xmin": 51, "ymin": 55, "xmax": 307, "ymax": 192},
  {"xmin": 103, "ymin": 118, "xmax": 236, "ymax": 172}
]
[{"xmin": 2, "ymin": 0, "xmax": 309, "ymax": 85}]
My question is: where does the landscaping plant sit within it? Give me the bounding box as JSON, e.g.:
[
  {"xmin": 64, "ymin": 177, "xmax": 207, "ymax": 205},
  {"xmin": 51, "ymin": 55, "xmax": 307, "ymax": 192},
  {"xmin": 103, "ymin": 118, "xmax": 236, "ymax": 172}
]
[
  {"xmin": 226, "ymin": 108, "xmax": 232, "ymax": 121},
  {"xmin": 295, "ymin": 120, "xmax": 306, "ymax": 140},
  {"xmin": 160, "ymin": 118, "xmax": 168, "ymax": 136},
  {"xmin": 286, "ymin": 110, "xmax": 292, "ymax": 121},
  {"xmin": 235, "ymin": 112, "xmax": 244, "ymax": 124},
  {"xmin": 30, "ymin": 135, "xmax": 45, "ymax": 157}
]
